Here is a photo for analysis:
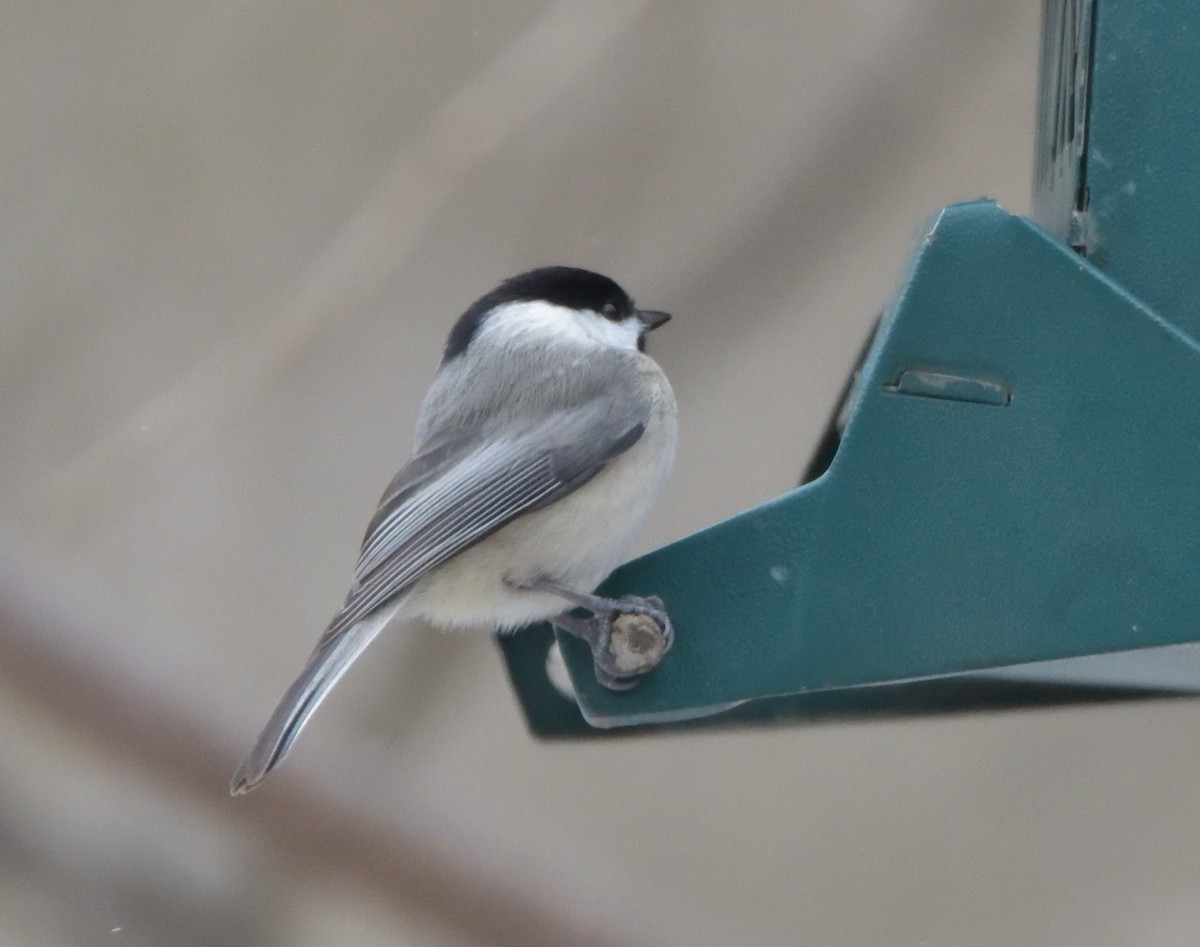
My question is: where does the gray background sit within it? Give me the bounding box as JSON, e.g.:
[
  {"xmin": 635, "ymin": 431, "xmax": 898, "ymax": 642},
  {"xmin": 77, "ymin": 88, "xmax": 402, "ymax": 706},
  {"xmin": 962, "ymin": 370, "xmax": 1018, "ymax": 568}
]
[{"xmin": 4, "ymin": 1, "xmax": 1199, "ymax": 945}]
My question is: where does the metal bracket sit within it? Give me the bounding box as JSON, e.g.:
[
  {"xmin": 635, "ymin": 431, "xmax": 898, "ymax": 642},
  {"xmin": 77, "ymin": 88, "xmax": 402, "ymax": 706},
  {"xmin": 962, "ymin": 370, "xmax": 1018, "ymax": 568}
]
[{"xmin": 500, "ymin": 200, "xmax": 1200, "ymax": 736}]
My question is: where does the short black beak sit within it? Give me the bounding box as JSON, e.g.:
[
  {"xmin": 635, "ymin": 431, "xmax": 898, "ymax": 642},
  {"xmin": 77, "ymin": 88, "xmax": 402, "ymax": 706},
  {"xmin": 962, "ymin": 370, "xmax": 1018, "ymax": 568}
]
[{"xmin": 638, "ymin": 309, "xmax": 672, "ymax": 332}]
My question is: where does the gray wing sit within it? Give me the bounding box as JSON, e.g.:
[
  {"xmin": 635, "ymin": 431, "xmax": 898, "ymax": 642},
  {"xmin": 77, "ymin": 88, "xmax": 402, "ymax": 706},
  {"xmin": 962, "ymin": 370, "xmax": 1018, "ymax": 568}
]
[
  {"xmin": 320, "ymin": 391, "xmax": 648, "ymax": 646},
  {"xmin": 230, "ymin": 391, "xmax": 647, "ymax": 794}
]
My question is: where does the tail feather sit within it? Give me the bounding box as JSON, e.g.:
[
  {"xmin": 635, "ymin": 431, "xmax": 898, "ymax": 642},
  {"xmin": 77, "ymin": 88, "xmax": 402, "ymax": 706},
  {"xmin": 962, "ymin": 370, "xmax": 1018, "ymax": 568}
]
[{"xmin": 229, "ymin": 609, "xmax": 392, "ymax": 795}]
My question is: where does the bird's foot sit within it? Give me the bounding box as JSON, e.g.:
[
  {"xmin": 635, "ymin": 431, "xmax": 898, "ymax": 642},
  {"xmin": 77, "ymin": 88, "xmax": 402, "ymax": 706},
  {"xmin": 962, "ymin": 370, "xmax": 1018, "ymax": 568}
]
[{"xmin": 551, "ymin": 595, "xmax": 673, "ymax": 691}]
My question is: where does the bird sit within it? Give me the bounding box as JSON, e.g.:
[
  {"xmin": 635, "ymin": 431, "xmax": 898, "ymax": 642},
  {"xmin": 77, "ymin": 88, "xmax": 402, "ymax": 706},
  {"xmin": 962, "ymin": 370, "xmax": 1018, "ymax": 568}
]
[{"xmin": 230, "ymin": 266, "xmax": 678, "ymax": 794}]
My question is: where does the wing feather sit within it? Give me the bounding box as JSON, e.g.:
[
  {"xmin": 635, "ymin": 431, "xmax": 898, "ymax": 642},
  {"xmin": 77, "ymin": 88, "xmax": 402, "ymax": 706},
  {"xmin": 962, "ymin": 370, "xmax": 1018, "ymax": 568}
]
[{"xmin": 315, "ymin": 393, "xmax": 647, "ymax": 648}]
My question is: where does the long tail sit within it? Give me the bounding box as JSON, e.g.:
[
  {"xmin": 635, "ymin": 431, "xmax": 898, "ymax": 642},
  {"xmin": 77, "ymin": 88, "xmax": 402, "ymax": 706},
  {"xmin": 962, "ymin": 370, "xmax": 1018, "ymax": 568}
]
[{"xmin": 229, "ymin": 607, "xmax": 394, "ymax": 795}]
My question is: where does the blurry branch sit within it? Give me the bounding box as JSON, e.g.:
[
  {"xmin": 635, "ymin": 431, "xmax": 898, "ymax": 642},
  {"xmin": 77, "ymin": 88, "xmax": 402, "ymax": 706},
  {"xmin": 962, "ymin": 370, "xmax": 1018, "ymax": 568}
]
[
  {"xmin": 32, "ymin": 0, "xmax": 651, "ymax": 534},
  {"xmin": 0, "ymin": 540, "xmax": 630, "ymax": 947}
]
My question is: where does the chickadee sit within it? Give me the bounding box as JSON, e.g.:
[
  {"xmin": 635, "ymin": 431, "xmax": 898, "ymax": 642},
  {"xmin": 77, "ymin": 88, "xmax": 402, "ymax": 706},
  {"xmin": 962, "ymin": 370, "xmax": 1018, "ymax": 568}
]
[{"xmin": 231, "ymin": 267, "xmax": 677, "ymax": 794}]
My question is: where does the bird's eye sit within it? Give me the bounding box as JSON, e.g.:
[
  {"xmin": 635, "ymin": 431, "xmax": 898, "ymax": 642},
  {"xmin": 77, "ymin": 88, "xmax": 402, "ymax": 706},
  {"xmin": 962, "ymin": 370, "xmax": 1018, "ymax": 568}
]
[{"xmin": 600, "ymin": 301, "xmax": 619, "ymax": 319}]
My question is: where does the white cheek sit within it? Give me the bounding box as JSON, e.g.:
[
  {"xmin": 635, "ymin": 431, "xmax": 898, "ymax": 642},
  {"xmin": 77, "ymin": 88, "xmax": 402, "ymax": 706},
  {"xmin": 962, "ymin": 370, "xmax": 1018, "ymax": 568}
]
[
  {"xmin": 576, "ymin": 314, "xmax": 641, "ymax": 350},
  {"xmin": 475, "ymin": 300, "xmax": 641, "ymax": 352}
]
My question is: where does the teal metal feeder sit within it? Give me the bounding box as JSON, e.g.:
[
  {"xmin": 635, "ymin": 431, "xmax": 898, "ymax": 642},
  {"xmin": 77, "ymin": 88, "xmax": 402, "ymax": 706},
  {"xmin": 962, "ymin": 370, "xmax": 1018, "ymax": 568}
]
[{"xmin": 500, "ymin": 0, "xmax": 1200, "ymax": 736}]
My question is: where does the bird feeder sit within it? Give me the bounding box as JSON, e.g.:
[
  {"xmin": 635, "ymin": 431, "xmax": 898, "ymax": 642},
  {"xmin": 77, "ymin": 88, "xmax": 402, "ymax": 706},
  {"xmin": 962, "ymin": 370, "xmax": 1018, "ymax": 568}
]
[{"xmin": 500, "ymin": 0, "xmax": 1200, "ymax": 737}]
